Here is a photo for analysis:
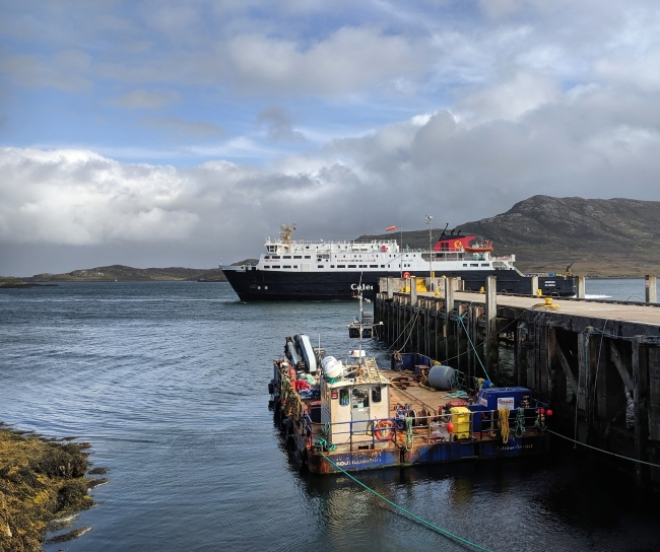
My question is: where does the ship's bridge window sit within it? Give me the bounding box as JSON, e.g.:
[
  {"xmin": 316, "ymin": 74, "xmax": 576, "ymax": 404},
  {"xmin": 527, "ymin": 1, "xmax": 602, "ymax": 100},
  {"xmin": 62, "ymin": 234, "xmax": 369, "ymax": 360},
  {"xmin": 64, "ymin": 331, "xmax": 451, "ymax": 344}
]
[
  {"xmin": 372, "ymin": 387, "xmax": 382, "ymax": 403},
  {"xmin": 318, "ymin": 265, "xmax": 324, "ymax": 268},
  {"xmin": 272, "ymin": 265, "xmax": 280, "ymax": 269},
  {"xmin": 359, "ymin": 264, "xmax": 367, "ymax": 268},
  {"xmin": 283, "ymin": 265, "xmax": 292, "ymax": 268},
  {"xmin": 264, "ymin": 255, "xmax": 270, "ymax": 259},
  {"xmin": 370, "ymin": 265, "xmax": 378, "ymax": 268},
  {"xmin": 470, "ymin": 263, "xmax": 478, "ymax": 267},
  {"xmin": 294, "ymin": 255, "xmax": 302, "ymax": 259},
  {"xmin": 481, "ymin": 263, "xmax": 490, "ymax": 267},
  {"xmin": 304, "ymin": 256, "xmax": 311, "ymax": 259},
  {"xmin": 348, "ymin": 265, "xmax": 357, "ymax": 268},
  {"xmin": 272, "ymin": 255, "xmax": 280, "ymax": 259},
  {"xmin": 283, "ymin": 255, "xmax": 291, "ymax": 259}
]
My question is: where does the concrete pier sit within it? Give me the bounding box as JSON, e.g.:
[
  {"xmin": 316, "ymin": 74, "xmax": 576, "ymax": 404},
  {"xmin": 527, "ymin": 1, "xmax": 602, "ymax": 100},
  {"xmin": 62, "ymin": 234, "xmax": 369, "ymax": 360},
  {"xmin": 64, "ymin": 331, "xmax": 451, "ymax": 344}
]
[{"xmin": 375, "ymin": 276, "xmax": 660, "ymax": 486}]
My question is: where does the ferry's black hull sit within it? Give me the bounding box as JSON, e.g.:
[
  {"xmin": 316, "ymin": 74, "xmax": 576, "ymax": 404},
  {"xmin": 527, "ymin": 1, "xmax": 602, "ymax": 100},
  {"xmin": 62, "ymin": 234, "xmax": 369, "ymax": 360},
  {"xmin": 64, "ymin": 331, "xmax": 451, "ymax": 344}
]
[{"xmin": 223, "ymin": 268, "xmax": 576, "ymax": 301}]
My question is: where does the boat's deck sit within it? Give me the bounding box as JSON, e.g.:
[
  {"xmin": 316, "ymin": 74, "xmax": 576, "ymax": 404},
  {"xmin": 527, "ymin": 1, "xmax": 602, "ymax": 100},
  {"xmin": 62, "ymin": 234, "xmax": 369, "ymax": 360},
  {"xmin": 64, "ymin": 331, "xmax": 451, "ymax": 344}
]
[{"xmin": 305, "ymin": 368, "xmax": 536, "ymax": 450}]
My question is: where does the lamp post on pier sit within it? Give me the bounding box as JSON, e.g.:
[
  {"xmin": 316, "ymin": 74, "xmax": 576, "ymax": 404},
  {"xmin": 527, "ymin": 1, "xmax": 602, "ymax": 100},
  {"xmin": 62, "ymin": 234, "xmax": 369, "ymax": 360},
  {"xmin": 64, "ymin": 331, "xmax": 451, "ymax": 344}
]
[{"xmin": 426, "ymin": 215, "xmax": 433, "ymax": 286}]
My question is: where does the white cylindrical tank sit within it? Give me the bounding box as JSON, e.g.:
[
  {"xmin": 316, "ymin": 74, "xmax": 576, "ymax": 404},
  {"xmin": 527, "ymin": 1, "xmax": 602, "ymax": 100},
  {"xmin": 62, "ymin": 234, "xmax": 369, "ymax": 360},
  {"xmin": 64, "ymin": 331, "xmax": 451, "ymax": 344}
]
[
  {"xmin": 428, "ymin": 365, "xmax": 454, "ymax": 390},
  {"xmin": 322, "ymin": 356, "xmax": 343, "ymax": 379}
]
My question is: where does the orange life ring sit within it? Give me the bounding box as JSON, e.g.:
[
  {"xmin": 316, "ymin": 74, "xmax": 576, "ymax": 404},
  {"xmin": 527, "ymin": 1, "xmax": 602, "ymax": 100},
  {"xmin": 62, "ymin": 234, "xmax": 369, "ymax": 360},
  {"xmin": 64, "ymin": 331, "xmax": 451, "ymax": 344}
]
[
  {"xmin": 403, "ymin": 271, "xmax": 411, "ymax": 279},
  {"xmin": 374, "ymin": 419, "xmax": 395, "ymax": 440}
]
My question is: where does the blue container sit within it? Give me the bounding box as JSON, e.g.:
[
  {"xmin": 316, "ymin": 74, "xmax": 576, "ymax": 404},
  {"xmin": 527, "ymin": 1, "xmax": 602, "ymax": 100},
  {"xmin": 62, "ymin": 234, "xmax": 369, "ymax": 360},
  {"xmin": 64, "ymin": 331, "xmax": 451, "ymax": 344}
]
[{"xmin": 468, "ymin": 387, "xmax": 533, "ymax": 433}]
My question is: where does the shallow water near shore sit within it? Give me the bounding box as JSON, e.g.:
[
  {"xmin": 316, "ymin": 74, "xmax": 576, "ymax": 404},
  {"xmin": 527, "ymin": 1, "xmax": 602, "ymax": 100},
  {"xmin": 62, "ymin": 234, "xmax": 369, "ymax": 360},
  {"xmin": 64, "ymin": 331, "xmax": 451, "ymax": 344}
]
[{"xmin": 0, "ymin": 279, "xmax": 658, "ymax": 551}]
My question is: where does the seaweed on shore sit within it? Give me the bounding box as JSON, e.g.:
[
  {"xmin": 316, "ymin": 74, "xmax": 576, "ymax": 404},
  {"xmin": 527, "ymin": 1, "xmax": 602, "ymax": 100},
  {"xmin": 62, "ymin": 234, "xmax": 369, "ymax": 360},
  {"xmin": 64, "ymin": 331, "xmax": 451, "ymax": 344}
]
[{"xmin": 0, "ymin": 426, "xmax": 105, "ymax": 552}]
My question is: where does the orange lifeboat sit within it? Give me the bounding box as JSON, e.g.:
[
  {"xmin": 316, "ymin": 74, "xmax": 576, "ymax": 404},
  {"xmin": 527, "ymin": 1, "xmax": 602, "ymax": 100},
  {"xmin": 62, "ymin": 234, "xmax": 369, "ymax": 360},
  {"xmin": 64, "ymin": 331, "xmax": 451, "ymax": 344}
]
[{"xmin": 465, "ymin": 239, "xmax": 494, "ymax": 253}]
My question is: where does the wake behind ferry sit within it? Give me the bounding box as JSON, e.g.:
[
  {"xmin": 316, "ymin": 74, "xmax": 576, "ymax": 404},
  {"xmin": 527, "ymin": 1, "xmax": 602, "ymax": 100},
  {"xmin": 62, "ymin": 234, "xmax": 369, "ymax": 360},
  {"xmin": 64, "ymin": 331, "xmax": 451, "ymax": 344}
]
[{"xmin": 222, "ymin": 224, "xmax": 575, "ymax": 301}]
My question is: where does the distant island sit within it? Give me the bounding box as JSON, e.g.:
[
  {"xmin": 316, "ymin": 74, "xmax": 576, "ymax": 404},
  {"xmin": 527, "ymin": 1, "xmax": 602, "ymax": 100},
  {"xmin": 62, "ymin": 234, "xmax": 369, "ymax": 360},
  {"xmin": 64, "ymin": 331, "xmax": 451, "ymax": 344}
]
[
  {"xmin": 4, "ymin": 196, "xmax": 659, "ymax": 283},
  {"xmin": 16, "ymin": 265, "xmax": 229, "ymax": 283}
]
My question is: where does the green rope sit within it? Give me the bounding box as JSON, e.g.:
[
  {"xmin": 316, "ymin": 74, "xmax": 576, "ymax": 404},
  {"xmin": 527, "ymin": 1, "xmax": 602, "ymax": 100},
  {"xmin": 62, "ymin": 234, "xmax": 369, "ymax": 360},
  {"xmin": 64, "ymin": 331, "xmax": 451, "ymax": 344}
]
[
  {"xmin": 315, "ymin": 437, "xmax": 336, "ymax": 452},
  {"xmin": 318, "ymin": 451, "xmax": 494, "ymax": 552},
  {"xmin": 514, "ymin": 407, "xmax": 526, "ymax": 438},
  {"xmin": 442, "ymin": 390, "xmax": 469, "ymax": 400},
  {"xmin": 317, "ymin": 423, "xmax": 336, "ymax": 451},
  {"xmin": 548, "ymin": 430, "xmax": 660, "ymax": 469},
  {"xmin": 457, "ymin": 309, "xmax": 492, "ymax": 382}
]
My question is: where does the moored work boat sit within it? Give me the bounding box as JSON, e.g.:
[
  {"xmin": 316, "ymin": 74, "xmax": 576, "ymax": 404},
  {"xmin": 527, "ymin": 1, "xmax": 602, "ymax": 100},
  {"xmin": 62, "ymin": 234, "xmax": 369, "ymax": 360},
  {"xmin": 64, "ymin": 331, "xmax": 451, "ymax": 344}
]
[{"xmin": 269, "ymin": 302, "xmax": 552, "ymax": 474}]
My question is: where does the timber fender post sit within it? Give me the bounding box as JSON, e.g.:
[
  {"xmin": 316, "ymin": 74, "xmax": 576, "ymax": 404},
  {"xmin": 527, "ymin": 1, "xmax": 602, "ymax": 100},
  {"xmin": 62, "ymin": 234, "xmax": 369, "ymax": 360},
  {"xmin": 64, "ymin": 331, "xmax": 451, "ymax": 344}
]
[{"xmin": 375, "ymin": 276, "xmax": 660, "ymax": 488}]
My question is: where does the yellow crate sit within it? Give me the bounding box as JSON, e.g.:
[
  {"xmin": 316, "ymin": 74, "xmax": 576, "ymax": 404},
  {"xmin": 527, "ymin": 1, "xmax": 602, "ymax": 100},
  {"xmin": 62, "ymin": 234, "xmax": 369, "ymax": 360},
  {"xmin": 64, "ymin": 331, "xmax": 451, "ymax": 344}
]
[{"xmin": 450, "ymin": 407, "xmax": 471, "ymax": 440}]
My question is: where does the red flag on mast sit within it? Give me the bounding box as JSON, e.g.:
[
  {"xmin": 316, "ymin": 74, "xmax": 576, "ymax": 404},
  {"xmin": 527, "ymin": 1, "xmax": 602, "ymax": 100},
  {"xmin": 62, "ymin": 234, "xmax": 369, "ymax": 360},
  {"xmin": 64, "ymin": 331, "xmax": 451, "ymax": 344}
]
[{"xmin": 385, "ymin": 225, "xmax": 397, "ymax": 232}]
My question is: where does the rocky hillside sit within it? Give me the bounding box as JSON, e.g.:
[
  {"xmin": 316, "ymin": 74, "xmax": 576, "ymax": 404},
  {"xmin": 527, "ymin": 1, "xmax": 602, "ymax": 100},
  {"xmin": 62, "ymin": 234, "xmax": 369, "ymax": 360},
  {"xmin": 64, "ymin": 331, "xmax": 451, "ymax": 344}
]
[{"xmin": 361, "ymin": 196, "xmax": 660, "ymax": 278}]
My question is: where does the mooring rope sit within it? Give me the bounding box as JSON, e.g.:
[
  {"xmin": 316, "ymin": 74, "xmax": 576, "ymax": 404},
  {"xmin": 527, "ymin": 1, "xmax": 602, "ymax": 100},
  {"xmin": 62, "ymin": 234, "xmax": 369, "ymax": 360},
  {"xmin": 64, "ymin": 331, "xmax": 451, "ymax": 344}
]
[
  {"xmin": 457, "ymin": 309, "xmax": 492, "ymax": 383},
  {"xmin": 547, "ymin": 430, "xmax": 660, "ymax": 469},
  {"xmin": 318, "ymin": 452, "xmax": 495, "ymax": 552}
]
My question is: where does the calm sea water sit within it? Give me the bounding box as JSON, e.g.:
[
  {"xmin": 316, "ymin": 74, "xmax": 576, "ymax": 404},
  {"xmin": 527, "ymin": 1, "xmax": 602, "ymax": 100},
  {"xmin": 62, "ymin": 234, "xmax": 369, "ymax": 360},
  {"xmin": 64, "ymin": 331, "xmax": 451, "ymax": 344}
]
[{"xmin": 0, "ymin": 279, "xmax": 658, "ymax": 552}]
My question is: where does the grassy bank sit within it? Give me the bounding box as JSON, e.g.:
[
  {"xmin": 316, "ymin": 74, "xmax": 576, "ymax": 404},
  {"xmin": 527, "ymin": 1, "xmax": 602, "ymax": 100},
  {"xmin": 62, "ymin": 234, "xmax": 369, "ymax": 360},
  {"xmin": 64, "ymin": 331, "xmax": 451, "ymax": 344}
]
[{"xmin": 0, "ymin": 424, "xmax": 106, "ymax": 551}]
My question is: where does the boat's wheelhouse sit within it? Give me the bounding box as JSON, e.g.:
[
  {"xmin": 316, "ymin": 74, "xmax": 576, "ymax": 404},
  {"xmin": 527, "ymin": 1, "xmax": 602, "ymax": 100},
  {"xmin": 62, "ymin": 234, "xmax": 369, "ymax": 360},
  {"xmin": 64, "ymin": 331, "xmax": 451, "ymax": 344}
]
[{"xmin": 320, "ymin": 360, "xmax": 391, "ymax": 445}]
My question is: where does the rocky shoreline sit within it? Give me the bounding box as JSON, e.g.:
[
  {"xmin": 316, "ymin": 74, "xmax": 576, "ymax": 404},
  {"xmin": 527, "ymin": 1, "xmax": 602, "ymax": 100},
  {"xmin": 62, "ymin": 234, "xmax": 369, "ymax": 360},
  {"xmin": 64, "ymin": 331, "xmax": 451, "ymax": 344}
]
[{"xmin": 0, "ymin": 424, "xmax": 106, "ymax": 551}]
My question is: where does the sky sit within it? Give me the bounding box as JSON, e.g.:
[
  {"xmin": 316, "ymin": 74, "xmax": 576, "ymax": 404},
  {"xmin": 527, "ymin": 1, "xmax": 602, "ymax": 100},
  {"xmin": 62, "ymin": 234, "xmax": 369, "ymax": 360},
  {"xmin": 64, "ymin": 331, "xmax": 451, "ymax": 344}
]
[{"xmin": 2, "ymin": 0, "xmax": 660, "ymax": 276}]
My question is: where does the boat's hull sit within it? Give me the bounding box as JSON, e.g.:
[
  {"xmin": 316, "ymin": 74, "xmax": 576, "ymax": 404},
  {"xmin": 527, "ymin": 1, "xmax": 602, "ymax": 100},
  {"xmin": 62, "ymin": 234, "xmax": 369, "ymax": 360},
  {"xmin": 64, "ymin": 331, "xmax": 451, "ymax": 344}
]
[{"xmin": 223, "ymin": 267, "xmax": 576, "ymax": 301}]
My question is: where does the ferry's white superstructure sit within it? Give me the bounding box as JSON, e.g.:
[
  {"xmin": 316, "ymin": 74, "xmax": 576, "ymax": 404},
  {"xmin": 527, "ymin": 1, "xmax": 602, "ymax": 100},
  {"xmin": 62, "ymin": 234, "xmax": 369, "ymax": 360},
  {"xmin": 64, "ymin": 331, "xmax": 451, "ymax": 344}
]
[{"xmin": 221, "ymin": 225, "xmax": 576, "ymax": 301}]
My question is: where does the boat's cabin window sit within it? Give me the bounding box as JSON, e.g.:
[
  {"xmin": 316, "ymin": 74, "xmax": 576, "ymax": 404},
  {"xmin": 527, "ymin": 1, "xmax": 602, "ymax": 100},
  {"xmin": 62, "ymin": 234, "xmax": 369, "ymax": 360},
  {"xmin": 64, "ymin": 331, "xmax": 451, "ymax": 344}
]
[
  {"xmin": 348, "ymin": 264, "xmax": 356, "ymax": 268},
  {"xmin": 264, "ymin": 255, "xmax": 270, "ymax": 259},
  {"xmin": 304, "ymin": 256, "xmax": 311, "ymax": 259},
  {"xmin": 294, "ymin": 255, "xmax": 302, "ymax": 259},
  {"xmin": 271, "ymin": 255, "xmax": 280, "ymax": 259},
  {"xmin": 470, "ymin": 263, "xmax": 478, "ymax": 267},
  {"xmin": 264, "ymin": 266, "xmax": 270, "ymax": 269},
  {"xmin": 283, "ymin": 255, "xmax": 291, "ymax": 259},
  {"xmin": 272, "ymin": 265, "xmax": 280, "ymax": 269},
  {"xmin": 481, "ymin": 263, "xmax": 489, "ymax": 266},
  {"xmin": 370, "ymin": 265, "xmax": 378, "ymax": 268},
  {"xmin": 318, "ymin": 265, "xmax": 324, "ymax": 268},
  {"xmin": 283, "ymin": 265, "xmax": 292, "ymax": 269},
  {"xmin": 351, "ymin": 387, "xmax": 369, "ymax": 408},
  {"xmin": 372, "ymin": 386, "xmax": 382, "ymax": 403},
  {"xmin": 339, "ymin": 389, "xmax": 349, "ymax": 406}
]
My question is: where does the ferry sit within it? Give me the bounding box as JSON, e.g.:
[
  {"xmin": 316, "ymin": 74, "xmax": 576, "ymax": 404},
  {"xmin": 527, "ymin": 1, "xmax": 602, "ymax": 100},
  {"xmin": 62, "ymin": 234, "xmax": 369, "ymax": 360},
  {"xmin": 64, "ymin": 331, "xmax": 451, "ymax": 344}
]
[
  {"xmin": 269, "ymin": 300, "xmax": 552, "ymax": 474},
  {"xmin": 222, "ymin": 225, "xmax": 575, "ymax": 301}
]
